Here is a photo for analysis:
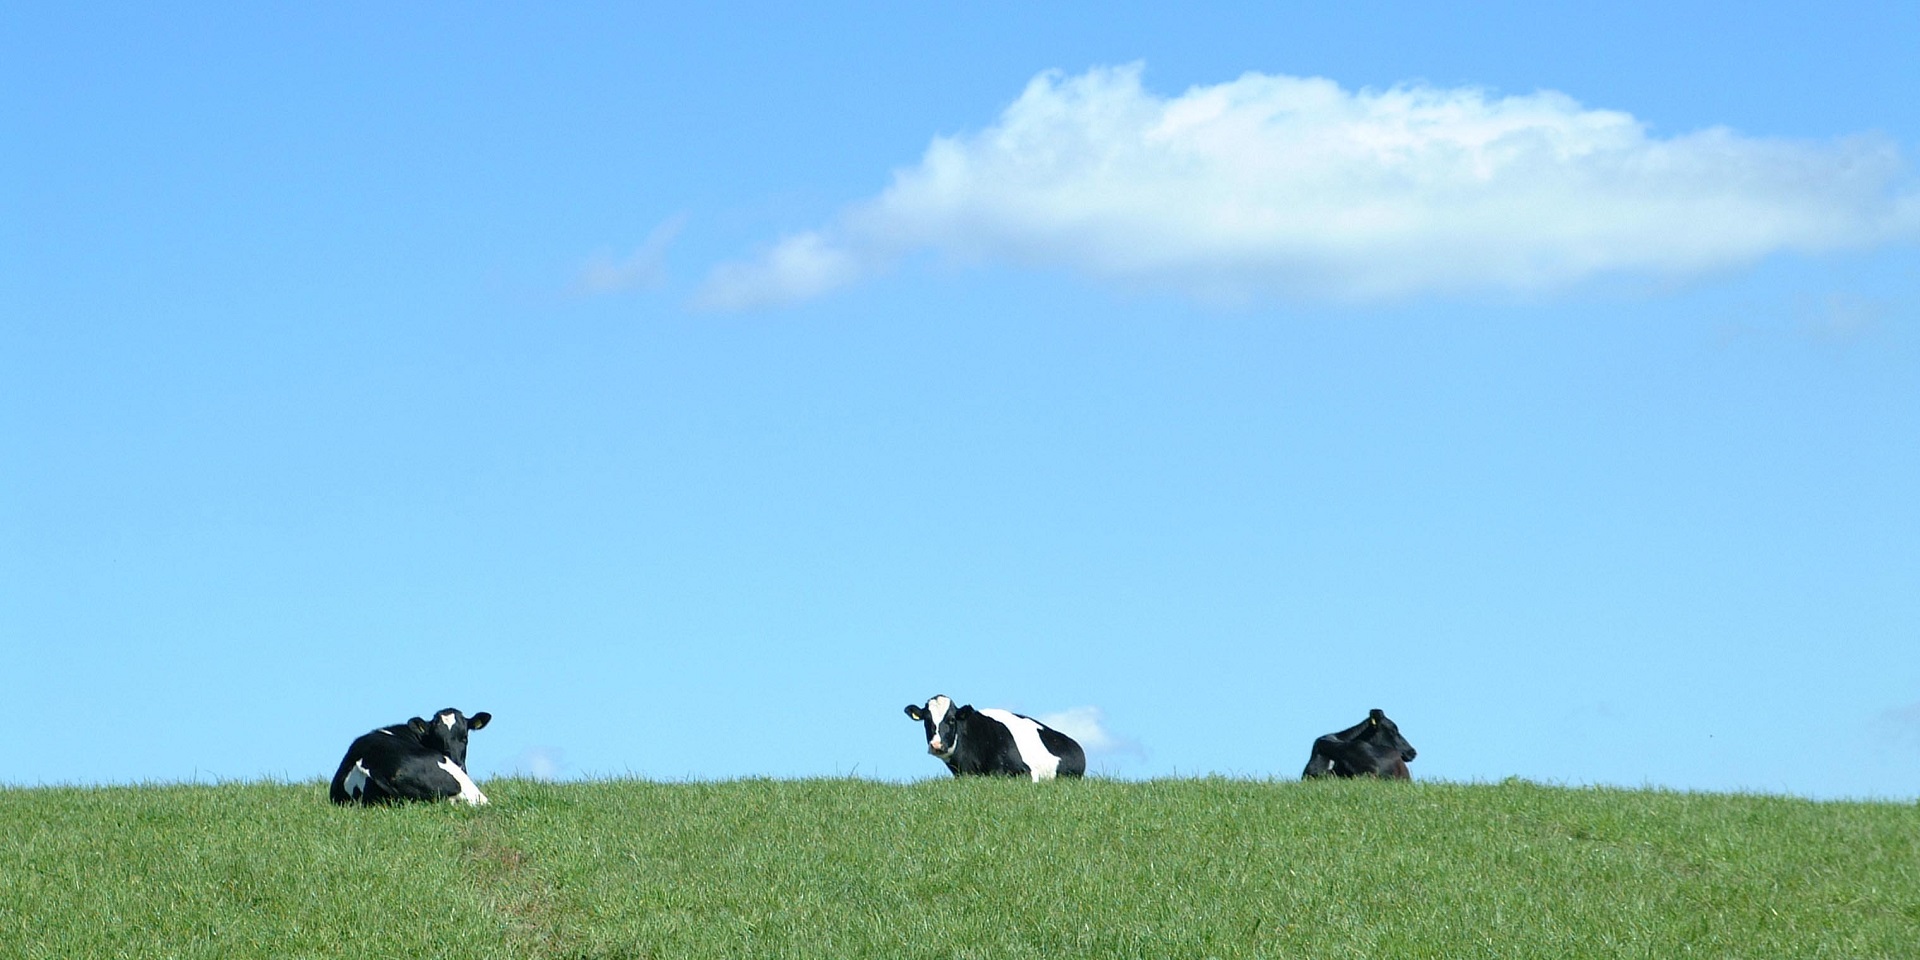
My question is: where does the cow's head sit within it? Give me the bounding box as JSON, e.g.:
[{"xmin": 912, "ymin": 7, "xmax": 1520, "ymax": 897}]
[
  {"xmin": 1362, "ymin": 708, "xmax": 1416, "ymax": 763},
  {"xmin": 903, "ymin": 695, "xmax": 968, "ymax": 759},
  {"xmin": 407, "ymin": 708, "xmax": 492, "ymax": 769}
]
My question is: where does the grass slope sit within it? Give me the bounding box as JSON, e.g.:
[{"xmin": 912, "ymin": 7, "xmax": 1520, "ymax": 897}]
[{"xmin": 2, "ymin": 778, "xmax": 1914, "ymax": 959}]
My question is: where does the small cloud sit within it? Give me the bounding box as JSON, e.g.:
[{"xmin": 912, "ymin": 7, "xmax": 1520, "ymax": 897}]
[
  {"xmin": 698, "ymin": 63, "xmax": 1920, "ymax": 309},
  {"xmin": 690, "ymin": 229, "xmax": 865, "ymax": 310},
  {"xmin": 1713, "ymin": 291, "xmax": 1897, "ymax": 348},
  {"xmin": 1796, "ymin": 293, "xmax": 1891, "ymax": 343},
  {"xmin": 575, "ymin": 215, "xmax": 685, "ymax": 295},
  {"xmin": 1039, "ymin": 706, "xmax": 1144, "ymax": 759},
  {"xmin": 1876, "ymin": 703, "xmax": 1920, "ymax": 752},
  {"xmin": 504, "ymin": 745, "xmax": 569, "ymax": 780}
]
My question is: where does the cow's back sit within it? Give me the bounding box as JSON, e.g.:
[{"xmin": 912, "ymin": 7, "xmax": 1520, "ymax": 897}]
[
  {"xmin": 966, "ymin": 709, "xmax": 1085, "ymax": 781},
  {"xmin": 951, "ymin": 712, "xmax": 1027, "ymax": 776},
  {"xmin": 330, "ymin": 728, "xmax": 406, "ymax": 803}
]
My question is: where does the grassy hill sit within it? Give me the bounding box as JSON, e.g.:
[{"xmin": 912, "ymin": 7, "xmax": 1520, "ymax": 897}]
[{"xmin": 2, "ymin": 777, "xmax": 1914, "ymax": 959}]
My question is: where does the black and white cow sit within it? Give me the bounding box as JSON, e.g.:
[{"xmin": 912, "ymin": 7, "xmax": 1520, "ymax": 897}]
[
  {"xmin": 903, "ymin": 694, "xmax": 1086, "ymax": 781},
  {"xmin": 1301, "ymin": 708, "xmax": 1416, "ymax": 780},
  {"xmin": 329, "ymin": 707, "xmax": 492, "ymax": 805}
]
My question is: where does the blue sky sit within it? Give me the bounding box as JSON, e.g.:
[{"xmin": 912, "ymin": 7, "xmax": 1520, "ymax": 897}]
[{"xmin": 4, "ymin": 3, "xmax": 1917, "ymax": 798}]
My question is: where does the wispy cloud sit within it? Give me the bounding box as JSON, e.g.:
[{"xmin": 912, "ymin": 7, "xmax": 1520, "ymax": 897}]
[
  {"xmin": 1795, "ymin": 293, "xmax": 1893, "ymax": 342},
  {"xmin": 1039, "ymin": 706, "xmax": 1144, "ymax": 759},
  {"xmin": 698, "ymin": 64, "xmax": 1920, "ymax": 309},
  {"xmin": 693, "ymin": 230, "xmax": 861, "ymax": 310},
  {"xmin": 1876, "ymin": 703, "xmax": 1920, "ymax": 752},
  {"xmin": 503, "ymin": 745, "xmax": 569, "ymax": 780},
  {"xmin": 575, "ymin": 215, "xmax": 685, "ymax": 295},
  {"xmin": 1713, "ymin": 291, "xmax": 1898, "ymax": 348}
]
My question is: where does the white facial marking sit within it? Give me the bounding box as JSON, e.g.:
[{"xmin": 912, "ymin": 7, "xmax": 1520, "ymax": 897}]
[
  {"xmin": 438, "ymin": 756, "xmax": 489, "ymax": 805},
  {"xmin": 925, "ymin": 695, "xmax": 954, "ymax": 755},
  {"xmin": 343, "ymin": 759, "xmax": 371, "ymax": 799},
  {"xmin": 980, "ymin": 708, "xmax": 1062, "ymax": 782},
  {"xmin": 440, "ymin": 712, "xmax": 458, "ymax": 731}
]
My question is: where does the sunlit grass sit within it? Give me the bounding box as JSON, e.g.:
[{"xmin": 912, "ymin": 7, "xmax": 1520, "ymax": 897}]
[{"xmin": 2, "ymin": 778, "xmax": 1914, "ymax": 958}]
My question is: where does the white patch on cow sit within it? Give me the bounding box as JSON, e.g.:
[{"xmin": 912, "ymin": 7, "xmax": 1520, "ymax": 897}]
[
  {"xmin": 925, "ymin": 695, "xmax": 955, "ymax": 756},
  {"xmin": 439, "ymin": 711, "xmax": 458, "ymax": 730},
  {"xmin": 376, "ymin": 728, "xmax": 395, "ymax": 736},
  {"xmin": 437, "ymin": 757, "xmax": 489, "ymax": 805},
  {"xmin": 979, "ymin": 708, "xmax": 1062, "ymax": 782},
  {"xmin": 343, "ymin": 759, "xmax": 371, "ymax": 799}
]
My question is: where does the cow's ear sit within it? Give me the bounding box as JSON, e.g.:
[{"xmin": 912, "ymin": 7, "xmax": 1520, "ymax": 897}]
[
  {"xmin": 904, "ymin": 705, "xmax": 926, "ymax": 721},
  {"xmin": 407, "ymin": 717, "xmax": 430, "ymax": 735},
  {"xmin": 955, "ymin": 705, "xmax": 976, "ymax": 719},
  {"xmin": 467, "ymin": 712, "xmax": 491, "ymax": 731}
]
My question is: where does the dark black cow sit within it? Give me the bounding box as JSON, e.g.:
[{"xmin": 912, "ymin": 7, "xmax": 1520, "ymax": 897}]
[
  {"xmin": 903, "ymin": 694, "xmax": 1086, "ymax": 781},
  {"xmin": 1302, "ymin": 708, "xmax": 1416, "ymax": 780},
  {"xmin": 330, "ymin": 707, "xmax": 492, "ymax": 805}
]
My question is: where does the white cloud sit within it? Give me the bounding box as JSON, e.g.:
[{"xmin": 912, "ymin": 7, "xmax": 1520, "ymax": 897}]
[
  {"xmin": 575, "ymin": 215, "xmax": 685, "ymax": 295},
  {"xmin": 1038, "ymin": 706, "xmax": 1143, "ymax": 758},
  {"xmin": 504, "ymin": 745, "xmax": 568, "ymax": 780},
  {"xmin": 697, "ymin": 64, "xmax": 1920, "ymax": 308},
  {"xmin": 692, "ymin": 229, "xmax": 864, "ymax": 310}
]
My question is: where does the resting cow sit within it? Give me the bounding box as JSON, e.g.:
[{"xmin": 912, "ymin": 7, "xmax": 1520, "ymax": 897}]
[
  {"xmin": 1301, "ymin": 708, "xmax": 1416, "ymax": 780},
  {"xmin": 904, "ymin": 694, "xmax": 1086, "ymax": 781},
  {"xmin": 330, "ymin": 707, "xmax": 492, "ymax": 805}
]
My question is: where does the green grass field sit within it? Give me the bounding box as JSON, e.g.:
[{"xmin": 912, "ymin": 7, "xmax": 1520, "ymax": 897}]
[{"xmin": 2, "ymin": 777, "xmax": 1914, "ymax": 959}]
